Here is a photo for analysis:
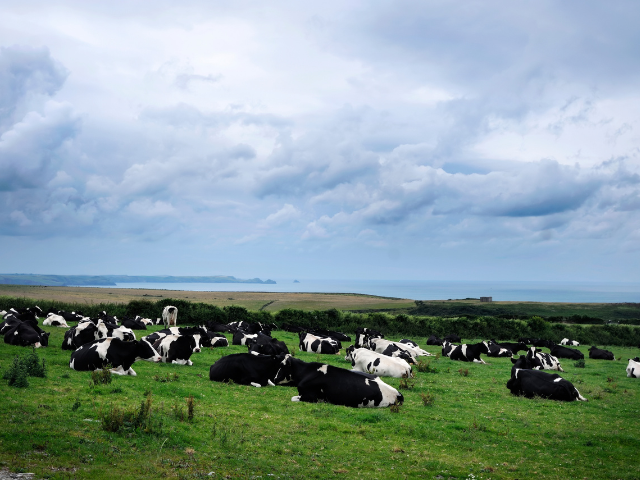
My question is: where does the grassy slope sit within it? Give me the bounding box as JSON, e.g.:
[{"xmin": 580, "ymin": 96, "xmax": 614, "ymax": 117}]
[{"xmin": 0, "ymin": 326, "xmax": 639, "ymax": 480}]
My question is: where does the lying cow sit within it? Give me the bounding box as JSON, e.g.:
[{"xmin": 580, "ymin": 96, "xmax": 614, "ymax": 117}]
[
  {"xmin": 442, "ymin": 341, "xmax": 487, "ymax": 364},
  {"xmin": 62, "ymin": 321, "xmax": 99, "ymax": 350},
  {"xmin": 560, "ymin": 338, "xmax": 580, "ymax": 346},
  {"xmin": 153, "ymin": 334, "xmax": 200, "ymax": 365},
  {"xmin": 588, "ymin": 346, "xmax": 614, "ymax": 360},
  {"xmin": 355, "ymin": 327, "xmax": 383, "ymax": 348},
  {"xmin": 69, "ymin": 338, "xmax": 161, "ymax": 375},
  {"xmin": 490, "ymin": 340, "xmax": 528, "ymax": 355},
  {"xmin": 43, "ymin": 313, "xmax": 70, "ymax": 327},
  {"xmin": 444, "ymin": 333, "xmax": 461, "ymax": 343},
  {"xmin": 95, "ymin": 320, "xmax": 136, "ymax": 342},
  {"xmin": 309, "ymin": 328, "xmax": 351, "ymax": 342},
  {"xmin": 549, "ymin": 344, "xmax": 584, "ymax": 360},
  {"xmin": 4, "ymin": 321, "xmax": 50, "ymax": 348},
  {"xmin": 366, "ymin": 339, "xmax": 416, "ymax": 364},
  {"xmin": 299, "ymin": 332, "xmax": 340, "ymax": 354},
  {"xmin": 347, "ymin": 348, "xmax": 412, "ymax": 378},
  {"xmin": 507, "ymin": 368, "xmax": 587, "ymax": 401},
  {"xmin": 233, "ymin": 330, "xmax": 259, "ymax": 346},
  {"xmin": 273, "ymin": 355, "xmax": 404, "ymax": 408},
  {"xmin": 482, "ymin": 340, "xmax": 512, "ymax": 357},
  {"xmin": 209, "ymin": 353, "xmax": 289, "ymax": 387},
  {"xmin": 627, "ymin": 357, "xmax": 640, "ymax": 378},
  {"xmin": 426, "ymin": 335, "xmax": 443, "ymax": 346},
  {"xmin": 121, "ymin": 317, "xmax": 148, "ymax": 330},
  {"xmin": 511, "ymin": 347, "xmax": 564, "ymax": 373},
  {"xmin": 162, "ymin": 305, "xmax": 178, "ymax": 327},
  {"xmin": 248, "ymin": 337, "xmax": 289, "ymax": 356}
]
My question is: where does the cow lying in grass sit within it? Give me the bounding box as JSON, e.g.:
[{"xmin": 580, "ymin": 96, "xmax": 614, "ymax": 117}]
[
  {"xmin": 346, "ymin": 348, "xmax": 412, "ymax": 378},
  {"xmin": 588, "ymin": 346, "xmax": 614, "ymax": 360},
  {"xmin": 442, "ymin": 341, "xmax": 487, "ymax": 364},
  {"xmin": 69, "ymin": 338, "xmax": 161, "ymax": 376},
  {"xmin": 627, "ymin": 357, "xmax": 640, "ymax": 378},
  {"xmin": 209, "ymin": 353, "xmax": 290, "ymax": 387},
  {"xmin": 273, "ymin": 355, "xmax": 404, "ymax": 408},
  {"xmin": 511, "ymin": 347, "xmax": 564, "ymax": 373},
  {"xmin": 507, "ymin": 368, "xmax": 587, "ymax": 401}
]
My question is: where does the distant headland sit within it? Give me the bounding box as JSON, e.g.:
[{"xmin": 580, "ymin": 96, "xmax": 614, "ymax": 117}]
[{"xmin": 0, "ymin": 274, "xmax": 276, "ymax": 287}]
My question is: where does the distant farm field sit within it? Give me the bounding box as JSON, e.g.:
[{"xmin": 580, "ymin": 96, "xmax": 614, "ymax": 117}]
[{"xmin": 0, "ymin": 325, "xmax": 639, "ymax": 480}]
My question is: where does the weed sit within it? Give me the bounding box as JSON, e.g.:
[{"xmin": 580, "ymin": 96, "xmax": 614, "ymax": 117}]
[
  {"xmin": 153, "ymin": 372, "xmax": 179, "ymax": 383},
  {"xmin": 607, "ymin": 376, "xmax": 615, "ymax": 383},
  {"xmin": 574, "ymin": 359, "xmax": 586, "ymax": 368},
  {"xmin": 420, "ymin": 392, "xmax": 435, "ymax": 406},
  {"xmin": 389, "ymin": 401, "xmax": 401, "ymax": 413},
  {"xmin": 458, "ymin": 368, "xmax": 470, "ymax": 377},
  {"xmin": 100, "ymin": 405, "xmax": 125, "ymax": 433},
  {"xmin": 100, "ymin": 393, "xmax": 162, "ymax": 435},
  {"xmin": 3, "ymin": 350, "xmax": 47, "ymax": 387},
  {"xmin": 172, "ymin": 402, "xmax": 186, "ymax": 421},
  {"xmin": 435, "ymin": 352, "xmax": 441, "ymax": 360},
  {"xmin": 72, "ymin": 399, "xmax": 81, "ymax": 411},
  {"xmin": 91, "ymin": 367, "xmax": 112, "ymax": 386},
  {"xmin": 417, "ymin": 359, "xmax": 437, "ymax": 373},
  {"xmin": 398, "ymin": 373, "xmax": 415, "ymax": 390},
  {"xmin": 111, "ymin": 387, "xmax": 123, "ymax": 394},
  {"xmin": 187, "ymin": 395, "xmax": 195, "ymax": 421}
]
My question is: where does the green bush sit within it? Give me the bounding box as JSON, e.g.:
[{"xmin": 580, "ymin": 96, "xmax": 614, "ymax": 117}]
[{"xmin": 2, "ymin": 349, "xmax": 46, "ymax": 387}]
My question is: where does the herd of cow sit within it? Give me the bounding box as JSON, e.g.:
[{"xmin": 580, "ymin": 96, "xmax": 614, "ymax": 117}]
[{"xmin": 1, "ymin": 304, "xmax": 639, "ymax": 409}]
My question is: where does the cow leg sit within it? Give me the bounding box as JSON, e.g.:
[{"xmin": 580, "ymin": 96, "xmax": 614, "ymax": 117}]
[
  {"xmin": 126, "ymin": 367, "xmax": 137, "ymax": 376},
  {"xmin": 250, "ymin": 382, "xmax": 262, "ymax": 388},
  {"xmin": 109, "ymin": 366, "xmax": 128, "ymax": 376},
  {"xmin": 473, "ymin": 358, "xmax": 487, "ymax": 364}
]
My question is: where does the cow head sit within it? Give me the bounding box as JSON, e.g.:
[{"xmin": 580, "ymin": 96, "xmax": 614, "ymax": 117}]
[
  {"xmin": 136, "ymin": 340, "xmax": 162, "ymax": 362},
  {"xmin": 344, "ymin": 345, "xmax": 356, "ymax": 361}
]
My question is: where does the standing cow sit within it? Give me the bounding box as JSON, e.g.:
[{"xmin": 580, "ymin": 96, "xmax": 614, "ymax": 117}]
[{"xmin": 162, "ymin": 306, "xmax": 178, "ymax": 327}]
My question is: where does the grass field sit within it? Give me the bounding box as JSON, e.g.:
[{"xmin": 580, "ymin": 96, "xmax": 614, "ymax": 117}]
[{"xmin": 0, "ymin": 324, "xmax": 639, "ymax": 480}]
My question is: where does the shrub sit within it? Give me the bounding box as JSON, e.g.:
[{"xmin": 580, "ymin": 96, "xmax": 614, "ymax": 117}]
[
  {"xmin": 100, "ymin": 393, "xmax": 162, "ymax": 434},
  {"xmin": 3, "ymin": 350, "xmax": 47, "ymax": 387},
  {"xmin": 389, "ymin": 401, "xmax": 401, "ymax": 413},
  {"xmin": 420, "ymin": 392, "xmax": 435, "ymax": 406},
  {"xmin": 574, "ymin": 359, "xmax": 586, "ymax": 368},
  {"xmin": 398, "ymin": 373, "xmax": 415, "ymax": 390},
  {"xmin": 417, "ymin": 360, "xmax": 437, "ymax": 373},
  {"xmin": 91, "ymin": 367, "xmax": 112, "ymax": 386}
]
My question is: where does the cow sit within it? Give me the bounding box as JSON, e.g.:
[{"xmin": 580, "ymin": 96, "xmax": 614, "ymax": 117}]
[
  {"xmin": 511, "ymin": 347, "xmax": 564, "ymax": 372},
  {"xmin": 0, "ymin": 315, "xmax": 23, "ymax": 335},
  {"xmin": 233, "ymin": 330, "xmax": 258, "ymax": 346},
  {"xmin": 442, "ymin": 341, "xmax": 487, "ymax": 364},
  {"xmin": 43, "ymin": 313, "xmax": 70, "ymax": 328},
  {"xmin": 205, "ymin": 321, "xmax": 235, "ymax": 333},
  {"xmin": 70, "ymin": 338, "xmax": 161, "ymax": 376},
  {"xmin": 309, "ymin": 328, "xmax": 351, "ymax": 343},
  {"xmin": 560, "ymin": 338, "xmax": 580, "ymax": 346},
  {"xmin": 507, "ymin": 368, "xmax": 587, "ymax": 401},
  {"xmin": 202, "ymin": 331, "xmax": 228, "ymax": 348},
  {"xmin": 627, "ymin": 357, "xmax": 640, "ymax": 378},
  {"xmin": 355, "ymin": 327, "xmax": 383, "ymax": 348},
  {"xmin": 532, "ymin": 339, "xmax": 555, "ymax": 349},
  {"xmin": 153, "ymin": 335, "xmax": 199, "ymax": 365},
  {"xmin": 121, "ymin": 317, "xmax": 147, "ymax": 330},
  {"xmin": 346, "ymin": 348, "xmax": 412, "ymax": 378},
  {"xmin": 249, "ymin": 340, "xmax": 289, "ymax": 356},
  {"xmin": 426, "ymin": 335, "xmax": 444, "ymax": 346},
  {"xmin": 62, "ymin": 321, "xmax": 99, "ymax": 350},
  {"xmin": 226, "ymin": 321, "xmax": 250, "ymax": 332},
  {"xmin": 97, "ymin": 311, "xmax": 119, "ymax": 325},
  {"xmin": 273, "ymin": 355, "xmax": 404, "ymax": 408},
  {"xmin": 55, "ymin": 310, "xmax": 86, "ymax": 324},
  {"xmin": 209, "ymin": 353, "xmax": 290, "ymax": 387},
  {"xmin": 400, "ymin": 339, "xmax": 419, "ymax": 348},
  {"xmin": 482, "ymin": 340, "xmax": 512, "ymax": 357},
  {"xmin": 549, "ymin": 344, "xmax": 584, "ymax": 360},
  {"xmin": 4, "ymin": 321, "xmax": 50, "ymax": 348},
  {"xmin": 162, "ymin": 306, "xmax": 178, "ymax": 327},
  {"xmin": 299, "ymin": 332, "xmax": 340, "ymax": 354},
  {"xmin": 491, "ymin": 340, "xmax": 528, "ymax": 355},
  {"xmin": 134, "ymin": 316, "xmax": 154, "ymax": 326},
  {"xmin": 306, "ymin": 332, "xmax": 342, "ymax": 349},
  {"xmin": 95, "ymin": 320, "xmax": 136, "ymax": 342},
  {"xmin": 368, "ymin": 338, "xmax": 430, "ymax": 361},
  {"xmin": 444, "ymin": 334, "xmax": 461, "ymax": 343},
  {"xmin": 588, "ymin": 346, "xmax": 614, "ymax": 360}
]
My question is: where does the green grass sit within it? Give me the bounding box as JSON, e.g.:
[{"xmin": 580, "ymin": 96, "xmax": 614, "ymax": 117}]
[{"xmin": 0, "ymin": 326, "xmax": 639, "ymax": 479}]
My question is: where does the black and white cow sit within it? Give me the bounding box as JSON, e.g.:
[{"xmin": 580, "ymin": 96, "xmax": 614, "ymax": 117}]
[
  {"xmin": 560, "ymin": 338, "xmax": 580, "ymax": 346},
  {"xmin": 233, "ymin": 330, "xmax": 259, "ymax": 346},
  {"xmin": 346, "ymin": 348, "xmax": 412, "ymax": 378},
  {"xmin": 0, "ymin": 314, "xmax": 22, "ymax": 335},
  {"xmin": 299, "ymin": 332, "xmax": 340, "ymax": 354},
  {"xmin": 426, "ymin": 335, "xmax": 444, "ymax": 346},
  {"xmin": 153, "ymin": 335, "xmax": 199, "ymax": 365},
  {"xmin": 273, "ymin": 355, "xmax": 404, "ymax": 408},
  {"xmin": 626, "ymin": 357, "xmax": 640, "ymax": 378},
  {"xmin": 307, "ymin": 332, "xmax": 343, "ymax": 349},
  {"xmin": 162, "ymin": 305, "xmax": 178, "ymax": 327},
  {"xmin": 512, "ymin": 347, "xmax": 564, "ymax": 372},
  {"xmin": 209, "ymin": 353, "xmax": 289, "ymax": 387},
  {"xmin": 43, "ymin": 313, "xmax": 70, "ymax": 327},
  {"xmin": 70, "ymin": 338, "xmax": 161, "ymax": 376},
  {"xmin": 55, "ymin": 310, "xmax": 86, "ymax": 324},
  {"xmin": 442, "ymin": 341, "xmax": 487, "ymax": 364},
  {"xmin": 97, "ymin": 311, "xmax": 119, "ymax": 325},
  {"xmin": 309, "ymin": 329, "xmax": 351, "ymax": 343},
  {"xmin": 549, "ymin": 344, "xmax": 584, "ymax": 360},
  {"xmin": 4, "ymin": 321, "xmax": 50, "ymax": 348},
  {"xmin": 482, "ymin": 340, "xmax": 512, "ymax": 357},
  {"xmin": 248, "ymin": 335, "xmax": 289, "ymax": 356},
  {"xmin": 95, "ymin": 320, "xmax": 136, "ymax": 342},
  {"xmin": 532, "ymin": 338, "xmax": 555, "ymax": 349},
  {"xmin": 355, "ymin": 327, "xmax": 383, "ymax": 349},
  {"xmin": 491, "ymin": 340, "xmax": 528, "ymax": 355},
  {"xmin": 368, "ymin": 338, "xmax": 430, "ymax": 361},
  {"xmin": 121, "ymin": 317, "xmax": 148, "ymax": 330},
  {"xmin": 399, "ymin": 339, "xmax": 419, "ymax": 348},
  {"xmin": 588, "ymin": 346, "xmax": 614, "ymax": 360},
  {"xmin": 507, "ymin": 368, "xmax": 587, "ymax": 401},
  {"xmin": 205, "ymin": 331, "xmax": 229, "ymax": 348},
  {"xmin": 62, "ymin": 321, "xmax": 99, "ymax": 350}
]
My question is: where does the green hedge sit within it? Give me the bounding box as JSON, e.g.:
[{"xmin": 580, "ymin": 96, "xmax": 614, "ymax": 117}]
[{"xmin": 1, "ymin": 296, "xmax": 639, "ymax": 346}]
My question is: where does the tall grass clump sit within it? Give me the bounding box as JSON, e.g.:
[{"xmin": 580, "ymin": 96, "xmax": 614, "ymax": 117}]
[{"xmin": 2, "ymin": 349, "xmax": 47, "ymax": 387}]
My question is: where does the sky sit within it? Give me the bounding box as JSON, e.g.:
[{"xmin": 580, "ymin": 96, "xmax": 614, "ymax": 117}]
[{"xmin": 0, "ymin": 0, "xmax": 639, "ymax": 282}]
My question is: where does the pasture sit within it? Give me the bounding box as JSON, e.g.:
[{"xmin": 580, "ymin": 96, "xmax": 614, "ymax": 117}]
[{"xmin": 0, "ymin": 325, "xmax": 638, "ymax": 480}]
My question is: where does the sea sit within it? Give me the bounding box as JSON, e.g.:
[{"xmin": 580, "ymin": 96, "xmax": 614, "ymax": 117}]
[{"xmin": 75, "ymin": 279, "xmax": 640, "ymax": 303}]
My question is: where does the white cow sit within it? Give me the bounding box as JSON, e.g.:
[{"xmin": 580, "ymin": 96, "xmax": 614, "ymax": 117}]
[
  {"xmin": 560, "ymin": 338, "xmax": 580, "ymax": 346},
  {"xmin": 627, "ymin": 358, "xmax": 640, "ymax": 378},
  {"xmin": 162, "ymin": 306, "xmax": 178, "ymax": 327},
  {"xmin": 43, "ymin": 313, "xmax": 70, "ymax": 327},
  {"xmin": 347, "ymin": 348, "xmax": 412, "ymax": 378}
]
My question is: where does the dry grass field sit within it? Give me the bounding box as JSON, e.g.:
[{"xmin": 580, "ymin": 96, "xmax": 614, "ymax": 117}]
[{"xmin": 0, "ymin": 285, "xmax": 415, "ymax": 312}]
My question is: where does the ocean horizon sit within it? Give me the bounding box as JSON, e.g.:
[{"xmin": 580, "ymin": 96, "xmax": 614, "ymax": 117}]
[{"xmin": 73, "ymin": 279, "xmax": 640, "ymax": 303}]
